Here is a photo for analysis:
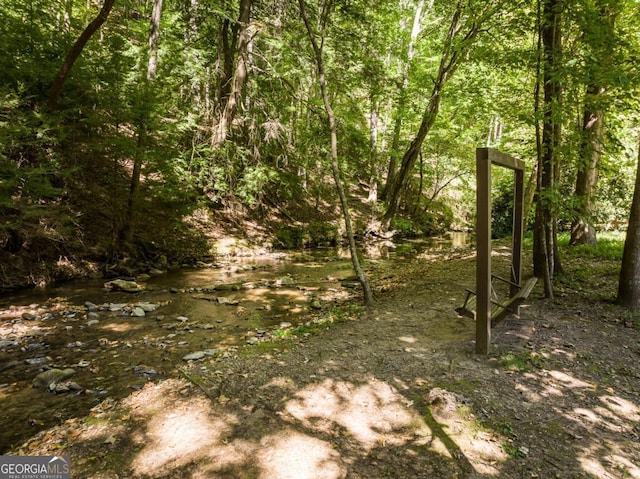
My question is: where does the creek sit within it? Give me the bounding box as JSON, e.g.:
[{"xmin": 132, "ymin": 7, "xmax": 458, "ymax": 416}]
[{"xmin": 0, "ymin": 233, "xmax": 470, "ymax": 452}]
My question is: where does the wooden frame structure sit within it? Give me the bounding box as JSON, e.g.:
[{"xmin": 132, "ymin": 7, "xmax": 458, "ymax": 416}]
[{"xmin": 474, "ymin": 148, "xmax": 529, "ymax": 354}]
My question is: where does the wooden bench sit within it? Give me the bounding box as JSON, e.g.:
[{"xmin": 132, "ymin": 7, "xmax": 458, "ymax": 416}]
[{"xmin": 455, "ymin": 277, "xmax": 537, "ymax": 326}]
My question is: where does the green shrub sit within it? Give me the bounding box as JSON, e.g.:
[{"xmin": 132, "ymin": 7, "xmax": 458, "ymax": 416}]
[{"xmin": 275, "ymin": 225, "xmax": 307, "ymax": 249}]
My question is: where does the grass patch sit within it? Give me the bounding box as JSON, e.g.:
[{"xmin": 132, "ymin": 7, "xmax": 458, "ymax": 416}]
[
  {"xmin": 241, "ymin": 303, "xmax": 365, "ymax": 356},
  {"xmin": 498, "ymin": 350, "xmax": 546, "ymax": 372},
  {"xmin": 557, "ymin": 231, "xmax": 625, "ymax": 261}
]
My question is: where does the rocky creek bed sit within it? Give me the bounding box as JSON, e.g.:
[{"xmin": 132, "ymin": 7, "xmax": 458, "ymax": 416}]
[
  {"xmin": 0, "ymin": 249, "xmax": 371, "ymax": 452},
  {"xmin": 2, "ymin": 242, "xmax": 640, "ymax": 478}
]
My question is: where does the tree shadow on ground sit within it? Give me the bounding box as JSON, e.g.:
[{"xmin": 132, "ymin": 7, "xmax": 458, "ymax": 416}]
[{"xmin": 8, "ymin": 249, "xmax": 640, "ymax": 478}]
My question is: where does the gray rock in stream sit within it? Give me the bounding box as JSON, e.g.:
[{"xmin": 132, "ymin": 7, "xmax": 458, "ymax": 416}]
[
  {"xmin": 85, "ymin": 302, "xmax": 98, "ymax": 311},
  {"xmin": 131, "ymin": 307, "xmax": 146, "ymax": 317},
  {"xmin": 104, "ymin": 279, "xmax": 143, "ymax": 293},
  {"xmin": 182, "ymin": 351, "xmax": 206, "ymax": 361},
  {"xmin": 32, "ymin": 368, "xmax": 76, "ymax": 391},
  {"xmin": 136, "ymin": 302, "xmax": 159, "ymax": 312},
  {"xmin": 51, "ymin": 381, "xmax": 83, "ymax": 393},
  {"xmin": 182, "ymin": 349, "xmax": 219, "ymax": 361}
]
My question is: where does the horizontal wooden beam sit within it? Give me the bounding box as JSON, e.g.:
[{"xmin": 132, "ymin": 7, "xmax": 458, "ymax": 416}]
[{"xmin": 477, "ymin": 147, "xmax": 525, "ymax": 171}]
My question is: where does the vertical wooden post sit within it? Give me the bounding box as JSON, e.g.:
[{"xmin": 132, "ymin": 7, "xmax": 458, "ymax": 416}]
[
  {"xmin": 476, "ymin": 149, "xmax": 492, "ymax": 354},
  {"xmin": 511, "ymin": 168, "xmax": 525, "ymax": 297}
]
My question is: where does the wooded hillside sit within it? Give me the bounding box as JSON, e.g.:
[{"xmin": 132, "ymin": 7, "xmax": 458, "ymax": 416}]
[{"xmin": 1, "ymin": 0, "xmax": 639, "ymax": 295}]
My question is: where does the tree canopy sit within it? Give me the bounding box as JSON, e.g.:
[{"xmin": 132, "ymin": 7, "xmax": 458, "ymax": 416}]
[{"xmin": 1, "ymin": 0, "xmax": 640, "ymax": 295}]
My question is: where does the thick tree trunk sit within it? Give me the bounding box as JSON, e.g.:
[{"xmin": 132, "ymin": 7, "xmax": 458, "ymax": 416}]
[
  {"xmin": 533, "ymin": 0, "xmax": 563, "ymax": 296},
  {"xmin": 570, "ymin": 90, "xmax": 604, "ymax": 246},
  {"xmin": 617, "ymin": 136, "xmax": 640, "ymax": 308},
  {"xmin": 570, "ymin": 2, "xmax": 618, "ymax": 246},
  {"xmin": 47, "ymin": 0, "xmax": 116, "ymax": 110},
  {"xmin": 298, "ymin": 0, "xmax": 374, "ymax": 307},
  {"xmin": 214, "ymin": 0, "xmax": 252, "ymax": 145}
]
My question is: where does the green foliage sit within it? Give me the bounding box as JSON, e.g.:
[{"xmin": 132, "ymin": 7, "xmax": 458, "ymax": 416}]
[
  {"xmin": 417, "ymin": 201, "xmax": 454, "ymax": 236},
  {"xmin": 499, "ymin": 351, "xmax": 546, "ymax": 372},
  {"xmin": 275, "ymin": 225, "xmax": 307, "ymax": 249},
  {"xmin": 1, "ymin": 0, "xmax": 640, "ymax": 292},
  {"xmin": 390, "ymin": 217, "xmax": 415, "ymax": 237},
  {"xmin": 274, "ymin": 221, "xmax": 338, "ymax": 249},
  {"xmin": 558, "ymin": 232, "xmax": 625, "ymax": 261},
  {"xmin": 491, "ymin": 173, "xmax": 516, "ymax": 239},
  {"xmin": 308, "ymin": 221, "xmax": 338, "ymax": 246}
]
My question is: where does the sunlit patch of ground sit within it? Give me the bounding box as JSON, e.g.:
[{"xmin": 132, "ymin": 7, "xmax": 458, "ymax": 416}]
[{"xmin": 8, "ymin": 247, "xmax": 640, "ymax": 478}]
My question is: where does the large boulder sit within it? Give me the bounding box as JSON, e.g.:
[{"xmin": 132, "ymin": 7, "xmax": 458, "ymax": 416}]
[{"xmin": 32, "ymin": 368, "xmax": 76, "ymax": 391}]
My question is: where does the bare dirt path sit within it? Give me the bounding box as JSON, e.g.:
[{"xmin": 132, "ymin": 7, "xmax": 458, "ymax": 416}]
[{"xmin": 13, "ymin": 248, "xmax": 640, "ymax": 478}]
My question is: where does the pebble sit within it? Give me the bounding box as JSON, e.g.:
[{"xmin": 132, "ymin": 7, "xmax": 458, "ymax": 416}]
[
  {"xmin": 131, "ymin": 307, "xmax": 146, "ymax": 317},
  {"xmin": 176, "ymin": 316, "xmax": 189, "ymax": 322},
  {"xmin": 25, "ymin": 357, "xmax": 47, "ymax": 365},
  {"xmin": 86, "ymin": 319, "xmax": 100, "ymax": 327},
  {"xmin": 85, "ymin": 302, "xmax": 98, "ymax": 311}
]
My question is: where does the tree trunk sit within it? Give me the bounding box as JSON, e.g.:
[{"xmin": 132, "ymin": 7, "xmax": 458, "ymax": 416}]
[
  {"xmin": 47, "ymin": 0, "xmax": 116, "ymax": 110},
  {"xmin": 367, "ymin": 97, "xmax": 379, "ymax": 203},
  {"xmin": 381, "ymin": 0, "xmax": 427, "ymax": 202},
  {"xmin": 214, "ymin": 0, "xmax": 252, "ymax": 145},
  {"xmin": 617, "ymin": 136, "xmax": 640, "ymax": 308},
  {"xmin": 570, "ymin": 2, "xmax": 618, "ymax": 246},
  {"xmin": 570, "ymin": 88, "xmax": 604, "ymax": 246},
  {"xmin": 298, "ymin": 0, "xmax": 374, "ymax": 307},
  {"xmin": 381, "ymin": 0, "xmax": 489, "ymax": 231},
  {"xmin": 533, "ymin": 0, "xmax": 563, "ymax": 297},
  {"xmin": 216, "ymin": 18, "xmax": 235, "ymax": 109},
  {"xmin": 119, "ymin": 0, "xmax": 163, "ymax": 250},
  {"xmin": 523, "ymin": 161, "xmax": 537, "ymax": 224}
]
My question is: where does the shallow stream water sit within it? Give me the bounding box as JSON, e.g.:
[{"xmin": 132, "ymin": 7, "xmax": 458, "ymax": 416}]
[{"xmin": 0, "ymin": 233, "xmax": 470, "ymax": 452}]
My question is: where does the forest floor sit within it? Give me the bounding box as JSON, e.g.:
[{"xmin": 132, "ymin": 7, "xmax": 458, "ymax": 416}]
[{"xmin": 11, "ymin": 243, "xmax": 640, "ymax": 478}]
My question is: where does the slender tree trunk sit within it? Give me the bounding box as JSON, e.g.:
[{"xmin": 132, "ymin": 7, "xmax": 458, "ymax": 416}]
[
  {"xmin": 214, "ymin": 0, "xmax": 252, "ymax": 145},
  {"xmin": 368, "ymin": 97, "xmax": 379, "ymax": 203},
  {"xmin": 381, "ymin": 0, "xmax": 427, "ymax": 202},
  {"xmin": 617, "ymin": 136, "xmax": 640, "ymax": 308},
  {"xmin": 533, "ymin": 0, "xmax": 563, "ymax": 297},
  {"xmin": 298, "ymin": 0, "xmax": 374, "ymax": 307},
  {"xmin": 523, "ymin": 161, "xmax": 537, "ymax": 223},
  {"xmin": 216, "ymin": 18, "xmax": 235, "ymax": 109},
  {"xmin": 119, "ymin": 0, "xmax": 163, "ymax": 250},
  {"xmin": 382, "ymin": 0, "xmax": 491, "ymax": 231},
  {"xmin": 47, "ymin": 0, "xmax": 116, "ymax": 110}
]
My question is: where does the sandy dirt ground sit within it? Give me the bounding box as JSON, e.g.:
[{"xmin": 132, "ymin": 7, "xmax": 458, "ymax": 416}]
[{"xmin": 11, "ymin": 247, "xmax": 640, "ymax": 478}]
